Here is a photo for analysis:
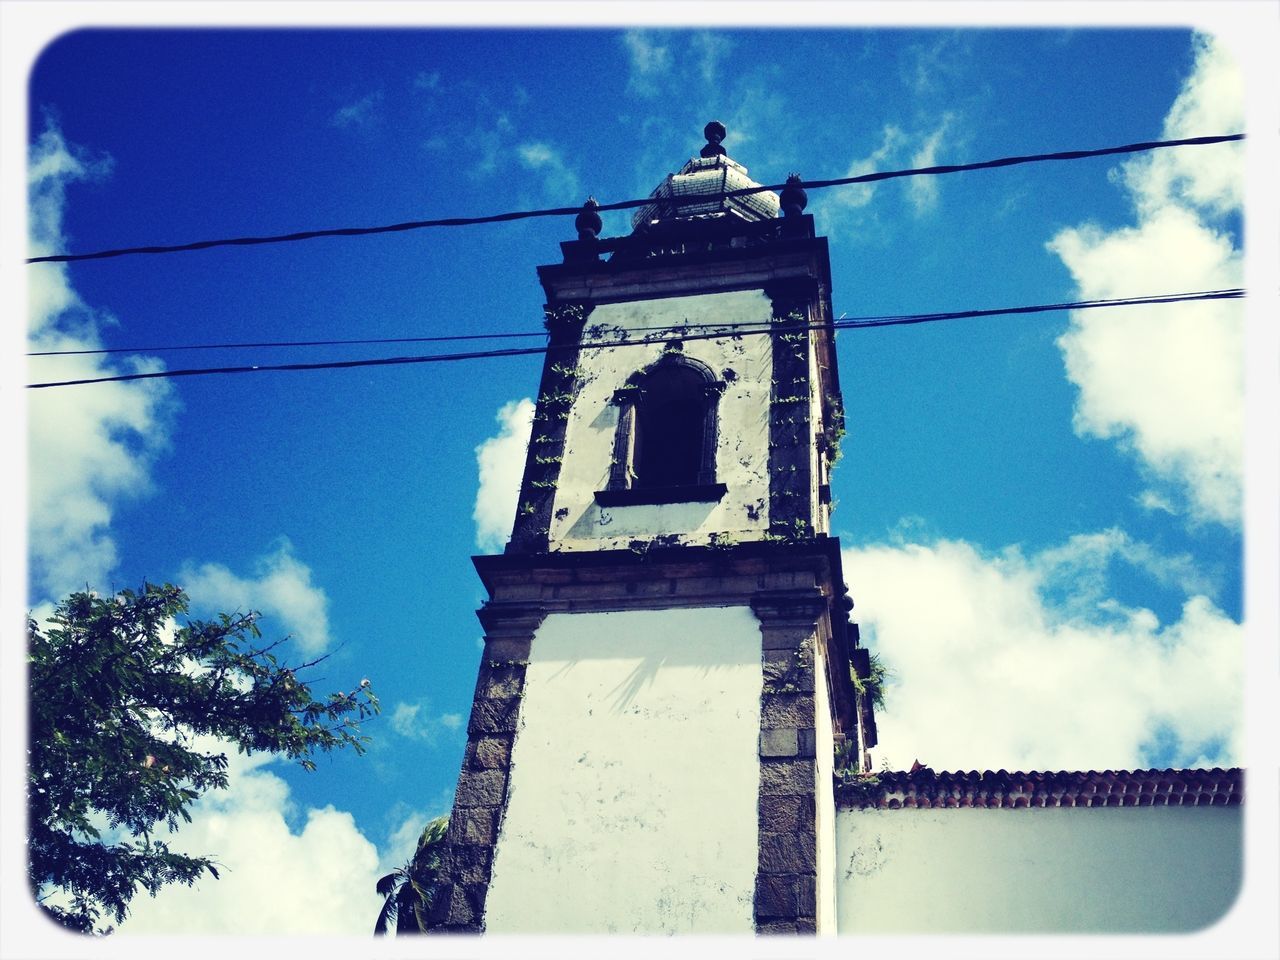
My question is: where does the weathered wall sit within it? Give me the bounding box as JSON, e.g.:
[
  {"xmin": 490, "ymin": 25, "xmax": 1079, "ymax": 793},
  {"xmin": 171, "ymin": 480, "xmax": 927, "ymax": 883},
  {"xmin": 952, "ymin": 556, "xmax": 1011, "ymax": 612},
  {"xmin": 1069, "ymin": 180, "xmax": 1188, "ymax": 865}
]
[
  {"xmin": 549, "ymin": 290, "xmax": 774, "ymax": 550},
  {"xmin": 813, "ymin": 640, "xmax": 836, "ymax": 933},
  {"xmin": 483, "ymin": 606, "xmax": 763, "ymax": 933},
  {"xmin": 835, "ymin": 805, "xmax": 1242, "ymax": 933},
  {"xmin": 807, "ymin": 345, "xmax": 827, "ymax": 536}
]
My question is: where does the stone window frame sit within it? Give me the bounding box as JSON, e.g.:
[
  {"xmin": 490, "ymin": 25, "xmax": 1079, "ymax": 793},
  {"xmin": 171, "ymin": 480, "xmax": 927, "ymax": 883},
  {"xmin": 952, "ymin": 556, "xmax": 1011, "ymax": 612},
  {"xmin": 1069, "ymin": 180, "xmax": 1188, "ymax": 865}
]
[{"xmin": 595, "ymin": 350, "xmax": 728, "ymax": 507}]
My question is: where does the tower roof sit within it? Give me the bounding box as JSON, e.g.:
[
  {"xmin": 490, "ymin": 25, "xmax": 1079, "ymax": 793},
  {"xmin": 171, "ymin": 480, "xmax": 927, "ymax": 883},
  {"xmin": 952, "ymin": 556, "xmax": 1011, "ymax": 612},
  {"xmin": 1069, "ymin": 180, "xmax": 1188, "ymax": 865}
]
[{"xmin": 630, "ymin": 121, "xmax": 780, "ymax": 232}]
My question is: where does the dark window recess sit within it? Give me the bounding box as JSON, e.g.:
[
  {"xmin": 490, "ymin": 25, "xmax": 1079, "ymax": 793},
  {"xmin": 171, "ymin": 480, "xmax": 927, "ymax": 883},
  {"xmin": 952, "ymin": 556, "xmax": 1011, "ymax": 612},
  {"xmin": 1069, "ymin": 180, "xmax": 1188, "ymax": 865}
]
[
  {"xmin": 634, "ymin": 365, "xmax": 706, "ymax": 487},
  {"xmin": 598, "ymin": 351, "xmax": 727, "ymax": 507}
]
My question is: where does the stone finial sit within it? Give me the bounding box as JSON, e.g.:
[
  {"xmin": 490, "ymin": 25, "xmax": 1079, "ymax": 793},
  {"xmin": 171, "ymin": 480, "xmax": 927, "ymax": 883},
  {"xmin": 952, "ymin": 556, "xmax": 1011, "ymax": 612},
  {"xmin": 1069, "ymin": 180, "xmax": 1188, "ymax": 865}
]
[
  {"xmin": 700, "ymin": 120, "xmax": 727, "ymax": 158},
  {"xmin": 780, "ymin": 173, "xmax": 808, "ymax": 218},
  {"xmin": 575, "ymin": 196, "xmax": 603, "ymax": 241}
]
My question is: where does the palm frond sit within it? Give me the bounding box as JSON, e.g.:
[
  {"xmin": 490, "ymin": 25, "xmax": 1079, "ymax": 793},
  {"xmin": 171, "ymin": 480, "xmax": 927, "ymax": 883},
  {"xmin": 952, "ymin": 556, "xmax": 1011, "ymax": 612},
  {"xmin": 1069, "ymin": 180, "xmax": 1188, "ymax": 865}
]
[
  {"xmin": 375, "ymin": 870, "xmax": 401, "ymax": 898},
  {"xmin": 373, "ymin": 892, "xmax": 398, "ymax": 936}
]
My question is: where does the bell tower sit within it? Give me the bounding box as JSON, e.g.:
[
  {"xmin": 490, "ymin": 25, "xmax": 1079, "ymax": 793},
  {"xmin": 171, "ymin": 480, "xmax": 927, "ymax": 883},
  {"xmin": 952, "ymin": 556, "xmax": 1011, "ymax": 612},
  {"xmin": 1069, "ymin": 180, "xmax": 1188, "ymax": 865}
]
[{"xmin": 431, "ymin": 123, "xmax": 876, "ymax": 934}]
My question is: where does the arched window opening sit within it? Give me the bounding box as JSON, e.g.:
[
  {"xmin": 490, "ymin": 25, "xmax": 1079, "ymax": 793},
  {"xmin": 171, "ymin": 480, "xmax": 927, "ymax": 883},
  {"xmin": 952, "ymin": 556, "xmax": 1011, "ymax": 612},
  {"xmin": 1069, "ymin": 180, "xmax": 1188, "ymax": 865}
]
[
  {"xmin": 597, "ymin": 351, "xmax": 727, "ymax": 507},
  {"xmin": 634, "ymin": 364, "xmax": 707, "ymax": 488}
]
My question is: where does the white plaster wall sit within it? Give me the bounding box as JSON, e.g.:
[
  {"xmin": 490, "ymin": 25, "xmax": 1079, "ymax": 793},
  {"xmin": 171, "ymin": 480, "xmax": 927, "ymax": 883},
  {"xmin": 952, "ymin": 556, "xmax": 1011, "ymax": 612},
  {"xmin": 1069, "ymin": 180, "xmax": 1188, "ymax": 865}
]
[
  {"xmin": 807, "ymin": 346, "xmax": 827, "ymax": 535},
  {"xmin": 812, "ymin": 641, "xmax": 836, "ymax": 934},
  {"xmin": 484, "ymin": 606, "xmax": 763, "ymax": 934},
  {"xmin": 835, "ymin": 804, "xmax": 1242, "ymax": 933},
  {"xmin": 549, "ymin": 291, "xmax": 774, "ymax": 550}
]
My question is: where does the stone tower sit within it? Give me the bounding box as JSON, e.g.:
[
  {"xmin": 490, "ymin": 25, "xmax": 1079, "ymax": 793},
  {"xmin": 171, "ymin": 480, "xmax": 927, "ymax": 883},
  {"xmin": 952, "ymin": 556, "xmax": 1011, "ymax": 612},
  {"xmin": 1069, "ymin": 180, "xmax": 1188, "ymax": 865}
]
[{"xmin": 431, "ymin": 122, "xmax": 877, "ymax": 935}]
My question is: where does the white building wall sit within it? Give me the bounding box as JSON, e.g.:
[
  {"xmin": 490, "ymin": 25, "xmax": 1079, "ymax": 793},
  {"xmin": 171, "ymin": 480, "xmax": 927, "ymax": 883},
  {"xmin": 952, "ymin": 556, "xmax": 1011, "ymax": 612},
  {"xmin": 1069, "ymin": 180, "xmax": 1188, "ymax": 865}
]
[
  {"xmin": 549, "ymin": 290, "xmax": 774, "ymax": 550},
  {"xmin": 483, "ymin": 606, "xmax": 763, "ymax": 934},
  {"xmin": 808, "ymin": 345, "xmax": 826, "ymax": 535},
  {"xmin": 813, "ymin": 642, "xmax": 836, "ymax": 933},
  {"xmin": 835, "ymin": 805, "xmax": 1242, "ymax": 933}
]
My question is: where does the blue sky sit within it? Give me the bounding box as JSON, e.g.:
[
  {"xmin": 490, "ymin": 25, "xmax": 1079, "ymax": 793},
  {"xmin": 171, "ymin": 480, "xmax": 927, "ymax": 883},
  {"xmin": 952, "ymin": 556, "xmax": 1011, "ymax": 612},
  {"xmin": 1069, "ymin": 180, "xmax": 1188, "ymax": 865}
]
[{"xmin": 16, "ymin": 23, "xmax": 1257, "ymax": 937}]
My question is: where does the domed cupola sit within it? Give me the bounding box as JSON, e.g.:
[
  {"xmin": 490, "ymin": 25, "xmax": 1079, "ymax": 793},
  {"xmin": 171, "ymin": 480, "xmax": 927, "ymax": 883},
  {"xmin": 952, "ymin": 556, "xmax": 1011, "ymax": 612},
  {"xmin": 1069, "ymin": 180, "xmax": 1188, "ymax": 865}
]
[{"xmin": 630, "ymin": 121, "xmax": 780, "ymax": 232}]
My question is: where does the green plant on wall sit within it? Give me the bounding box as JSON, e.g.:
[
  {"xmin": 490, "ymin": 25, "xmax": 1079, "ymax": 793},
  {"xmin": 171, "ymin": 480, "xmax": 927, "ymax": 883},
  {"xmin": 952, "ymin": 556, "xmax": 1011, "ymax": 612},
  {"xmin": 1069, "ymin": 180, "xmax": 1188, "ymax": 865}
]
[
  {"xmin": 837, "ymin": 769, "xmax": 882, "ymax": 802},
  {"xmin": 833, "ymin": 737, "xmax": 858, "ymax": 772},
  {"xmin": 760, "ymin": 517, "xmax": 812, "ymax": 544},
  {"xmin": 544, "ymin": 303, "xmax": 586, "ymax": 329},
  {"xmin": 851, "ymin": 651, "xmax": 890, "ymax": 710}
]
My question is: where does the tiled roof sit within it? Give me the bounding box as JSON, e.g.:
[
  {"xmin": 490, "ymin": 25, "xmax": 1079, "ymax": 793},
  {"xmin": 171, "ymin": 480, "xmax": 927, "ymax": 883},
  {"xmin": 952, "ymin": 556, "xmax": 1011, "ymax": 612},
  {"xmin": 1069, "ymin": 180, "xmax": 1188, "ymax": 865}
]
[
  {"xmin": 631, "ymin": 154, "xmax": 779, "ymax": 230},
  {"xmin": 836, "ymin": 767, "xmax": 1243, "ymax": 810}
]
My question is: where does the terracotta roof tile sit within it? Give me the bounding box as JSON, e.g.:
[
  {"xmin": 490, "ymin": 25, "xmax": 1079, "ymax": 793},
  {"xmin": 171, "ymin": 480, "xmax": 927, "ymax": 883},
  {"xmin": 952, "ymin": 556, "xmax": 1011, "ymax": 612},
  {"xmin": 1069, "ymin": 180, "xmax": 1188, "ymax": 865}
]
[{"xmin": 835, "ymin": 767, "xmax": 1243, "ymax": 810}]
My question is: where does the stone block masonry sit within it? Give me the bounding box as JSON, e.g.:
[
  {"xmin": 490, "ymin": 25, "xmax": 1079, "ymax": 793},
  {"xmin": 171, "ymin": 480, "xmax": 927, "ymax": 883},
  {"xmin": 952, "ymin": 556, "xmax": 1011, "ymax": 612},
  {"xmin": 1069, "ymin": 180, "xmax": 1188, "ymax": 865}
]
[
  {"xmin": 752, "ymin": 589, "xmax": 829, "ymax": 933},
  {"xmin": 430, "ymin": 543, "xmax": 859, "ymax": 934},
  {"xmin": 429, "ymin": 603, "xmax": 542, "ymax": 933}
]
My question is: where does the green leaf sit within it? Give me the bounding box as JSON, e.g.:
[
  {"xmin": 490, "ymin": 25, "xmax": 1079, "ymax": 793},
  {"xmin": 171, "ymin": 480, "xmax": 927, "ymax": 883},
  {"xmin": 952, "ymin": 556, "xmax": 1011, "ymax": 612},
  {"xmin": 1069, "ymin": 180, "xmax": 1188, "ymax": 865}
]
[
  {"xmin": 26, "ymin": 583, "xmax": 379, "ymax": 935},
  {"xmin": 375, "ymin": 871, "xmax": 401, "ymax": 898}
]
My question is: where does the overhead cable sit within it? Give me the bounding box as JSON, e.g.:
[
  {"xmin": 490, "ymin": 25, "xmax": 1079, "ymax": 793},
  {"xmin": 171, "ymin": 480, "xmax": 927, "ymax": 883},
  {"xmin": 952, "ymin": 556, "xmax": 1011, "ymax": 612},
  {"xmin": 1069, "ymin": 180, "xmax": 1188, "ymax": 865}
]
[
  {"xmin": 27, "ymin": 288, "xmax": 1246, "ymax": 358},
  {"xmin": 27, "ymin": 328, "xmax": 550, "ymax": 357},
  {"xmin": 26, "ymin": 288, "xmax": 1244, "ymax": 389},
  {"xmin": 24, "ymin": 134, "xmax": 1245, "ymax": 266}
]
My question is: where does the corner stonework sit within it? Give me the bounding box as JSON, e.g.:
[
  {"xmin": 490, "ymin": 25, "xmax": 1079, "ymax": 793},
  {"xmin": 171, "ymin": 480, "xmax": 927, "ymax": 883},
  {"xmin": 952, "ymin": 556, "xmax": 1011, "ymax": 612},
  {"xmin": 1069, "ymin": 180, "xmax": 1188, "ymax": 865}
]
[
  {"xmin": 429, "ymin": 602, "xmax": 546, "ymax": 932},
  {"xmin": 507, "ymin": 302, "xmax": 591, "ymax": 555},
  {"xmin": 763, "ymin": 278, "xmax": 818, "ymax": 539},
  {"xmin": 751, "ymin": 589, "xmax": 827, "ymax": 934}
]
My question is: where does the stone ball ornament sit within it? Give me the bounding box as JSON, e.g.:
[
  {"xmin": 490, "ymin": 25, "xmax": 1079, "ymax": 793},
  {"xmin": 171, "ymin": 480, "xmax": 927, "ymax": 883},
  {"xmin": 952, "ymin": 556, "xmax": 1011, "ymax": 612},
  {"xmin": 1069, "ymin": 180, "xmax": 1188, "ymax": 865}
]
[
  {"xmin": 701, "ymin": 120, "xmax": 728, "ymax": 158},
  {"xmin": 575, "ymin": 196, "xmax": 603, "ymax": 241}
]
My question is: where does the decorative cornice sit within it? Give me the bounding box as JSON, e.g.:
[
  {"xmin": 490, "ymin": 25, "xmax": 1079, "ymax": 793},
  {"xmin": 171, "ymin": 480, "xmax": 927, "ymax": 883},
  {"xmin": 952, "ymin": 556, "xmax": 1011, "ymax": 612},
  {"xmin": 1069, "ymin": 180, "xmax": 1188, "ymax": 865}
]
[
  {"xmin": 837, "ymin": 767, "xmax": 1244, "ymax": 810},
  {"xmin": 474, "ymin": 541, "xmax": 859, "ymax": 740},
  {"xmin": 475, "ymin": 601, "xmax": 549, "ymax": 637},
  {"xmin": 750, "ymin": 589, "xmax": 829, "ymax": 627},
  {"xmin": 539, "ymin": 221, "xmax": 829, "ymax": 305}
]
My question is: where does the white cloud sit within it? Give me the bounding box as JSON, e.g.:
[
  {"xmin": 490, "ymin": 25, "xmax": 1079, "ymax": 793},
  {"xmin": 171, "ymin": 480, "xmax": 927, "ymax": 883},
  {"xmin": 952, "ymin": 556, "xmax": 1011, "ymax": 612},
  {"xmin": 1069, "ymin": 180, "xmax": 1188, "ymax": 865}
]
[
  {"xmin": 821, "ymin": 115, "xmax": 955, "ymax": 225},
  {"xmin": 721, "ymin": 82, "xmax": 787, "ymax": 163},
  {"xmin": 379, "ymin": 807, "xmax": 434, "ymax": 878},
  {"xmin": 691, "ymin": 31, "xmax": 732, "ymax": 87},
  {"xmin": 622, "ymin": 30, "xmax": 672, "ymax": 97},
  {"xmin": 466, "ymin": 113, "xmax": 515, "ymax": 177},
  {"xmin": 179, "ymin": 539, "xmax": 331, "ymax": 655},
  {"xmin": 830, "ymin": 124, "xmax": 909, "ymax": 211},
  {"xmin": 844, "ymin": 532, "xmax": 1242, "ymax": 774},
  {"xmin": 27, "ymin": 122, "xmax": 175, "ymax": 600},
  {"xmin": 329, "ymin": 90, "xmax": 383, "ymax": 129},
  {"xmin": 473, "ymin": 397, "xmax": 534, "ymax": 552},
  {"xmin": 121, "ymin": 749, "xmax": 385, "ymax": 935},
  {"xmin": 1138, "ymin": 489, "xmax": 1177, "ymax": 516},
  {"xmin": 1123, "ymin": 34, "xmax": 1244, "ymax": 218},
  {"xmin": 517, "ymin": 141, "xmax": 582, "ymax": 203},
  {"xmin": 1048, "ymin": 34, "xmax": 1244, "ymax": 527},
  {"xmin": 905, "ymin": 115, "xmax": 953, "ymax": 213},
  {"xmin": 900, "ymin": 32, "xmax": 969, "ymax": 96},
  {"xmin": 413, "ymin": 70, "xmax": 441, "ymax": 93},
  {"xmin": 1031, "ymin": 527, "xmax": 1218, "ymax": 610},
  {"xmin": 389, "ymin": 700, "xmax": 465, "ymax": 743}
]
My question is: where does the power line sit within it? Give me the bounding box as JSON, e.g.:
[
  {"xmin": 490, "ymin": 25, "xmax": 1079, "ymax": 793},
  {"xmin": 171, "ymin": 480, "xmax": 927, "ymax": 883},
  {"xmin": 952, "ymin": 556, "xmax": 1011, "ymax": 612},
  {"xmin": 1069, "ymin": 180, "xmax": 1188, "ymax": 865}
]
[
  {"xmin": 27, "ymin": 328, "xmax": 550, "ymax": 357},
  {"xmin": 26, "ymin": 288, "xmax": 1244, "ymax": 389},
  {"xmin": 26, "ymin": 288, "xmax": 1245, "ymax": 358},
  {"xmin": 27, "ymin": 321, "xmax": 773, "ymax": 358},
  {"xmin": 832, "ymin": 288, "xmax": 1244, "ymax": 329},
  {"xmin": 25, "ymin": 134, "xmax": 1244, "ymax": 266}
]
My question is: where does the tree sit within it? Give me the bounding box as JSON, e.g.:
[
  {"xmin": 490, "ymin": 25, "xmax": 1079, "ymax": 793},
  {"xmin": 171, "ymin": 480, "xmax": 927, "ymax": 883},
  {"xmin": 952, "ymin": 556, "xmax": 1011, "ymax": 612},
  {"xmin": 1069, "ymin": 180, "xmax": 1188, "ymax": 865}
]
[
  {"xmin": 374, "ymin": 815, "xmax": 449, "ymax": 935},
  {"xmin": 27, "ymin": 582, "xmax": 380, "ymax": 934}
]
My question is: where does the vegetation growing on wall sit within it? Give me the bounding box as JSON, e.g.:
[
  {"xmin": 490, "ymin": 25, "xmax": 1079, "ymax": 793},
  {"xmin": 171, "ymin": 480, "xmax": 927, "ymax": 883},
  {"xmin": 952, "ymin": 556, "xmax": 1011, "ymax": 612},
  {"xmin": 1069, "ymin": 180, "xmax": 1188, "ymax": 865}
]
[{"xmin": 852, "ymin": 651, "xmax": 890, "ymax": 710}]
